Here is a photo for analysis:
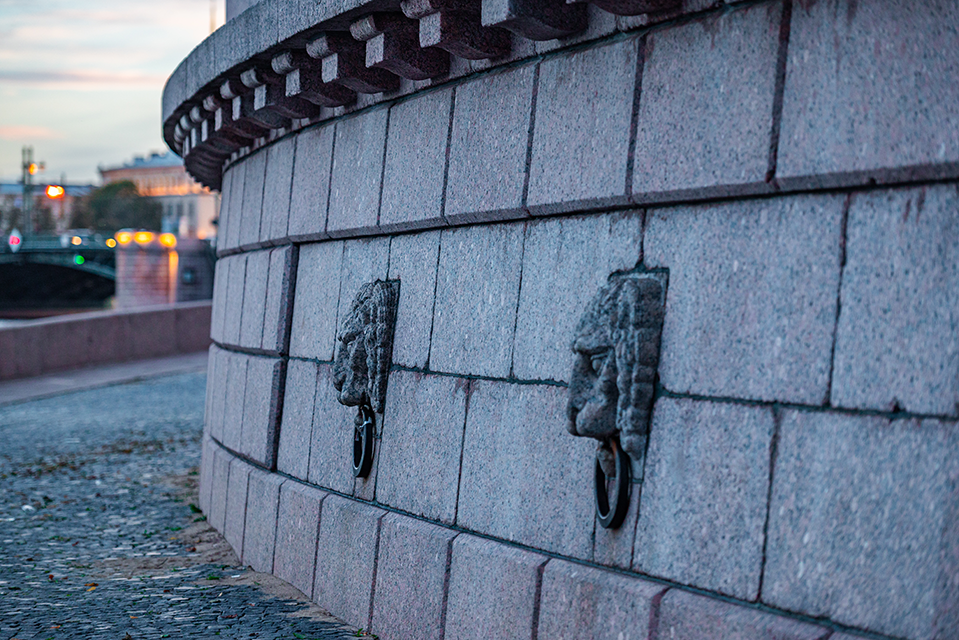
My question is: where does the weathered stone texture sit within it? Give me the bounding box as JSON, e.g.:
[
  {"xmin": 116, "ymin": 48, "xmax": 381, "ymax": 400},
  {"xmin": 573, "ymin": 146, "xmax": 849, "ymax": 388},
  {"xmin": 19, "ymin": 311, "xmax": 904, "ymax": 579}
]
[
  {"xmin": 458, "ymin": 381, "xmax": 595, "ymax": 558},
  {"xmin": 778, "ymin": 0, "xmax": 959, "ymax": 188},
  {"xmin": 273, "ymin": 481, "xmax": 327, "ymax": 599},
  {"xmin": 289, "ymin": 241, "xmax": 343, "ymax": 360},
  {"xmin": 644, "ymin": 194, "xmax": 844, "ymax": 404},
  {"xmin": 261, "ymin": 136, "xmax": 295, "ymax": 243},
  {"xmin": 632, "ymin": 2, "xmax": 782, "ymax": 201},
  {"xmin": 377, "ymin": 371, "xmax": 469, "ymax": 523},
  {"xmin": 198, "ymin": 437, "xmax": 215, "ymax": 514},
  {"xmin": 216, "ymin": 166, "xmax": 235, "ymax": 252},
  {"xmin": 334, "ymin": 238, "xmax": 391, "ymax": 343},
  {"xmin": 221, "ymin": 352, "xmax": 248, "ymax": 452},
  {"xmin": 763, "ymin": 409, "xmax": 959, "ymax": 640},
  {"xmin": 444, "ymin": 535, "xmax": 547, "ymax": 640},
  {"xmin": 242, "ymin": 469, "xmax": 285, "ymax": 574},
  {"xmin": 205, "ymin": 347, "xmax": 227, "ymax": 442},
  {"xmin": 657, "ymin": 589, "xmax": 831, "ymax": 640},
  {"xmin": 276, "ymin": 359, "xmax": 317, "ymax": 481},
  {"xmin": 307, "ymin": 364, "xmax": 359, "ymax": 494},
  {"xmin": 210, "ymin": 261, "xmax": 227, "ymax": 343},
  {"xmin": 538, "ymin": 559, "xmax": 666, "ymax": 640},
  {"xmin": 386, "ymin": 231, "xmax": 440, "ymax": 369},
  {"xmin": 634, "ymin": 397, "xmax": 774, "ymax": 600},
  {"xmin": 225, "ymin": 160, "xmax": 247, "ymax": 251},
  {"xmin": 445, "ymin": 65, "xmax": 536, "ymax": 222},
  {"xmin": 239, "ymin": 150, "xmax": 268, "ymax": 247},
  {"xmin": 512, "ymin": 212, "xmax": 642, "ymax": 382},
  {"xmin": 209, "ymin": 446, "xmax": 232, "ymax": 532},
  {"xmin": 831, "ymin": 185, "xmax": 959, "ymax": 415},
  {"xmin": 240, "ymin": 355, "xmax": 284, "ymax": 467},
  {"xmin": 262, "ymin": 245, "xmax": 296, "ymax": 354},
  {"xmin": 430, "ymin": 223, "xmax": 525, "ymax": 377},
  {"xmin": 223, "ymin": 254, "xmax": 247, "ymax": 347},
  {"xmin": 288, "ymin": 125, "xmax": 334, "ymax": 241},
  {"xmin": 527, "ymin": 39, "xmax": 638, "ymax": 213},
  {"xmin": 223, "ymin": 457, "xmax": 252, "ymax": 559},
  {"xmin": 370, "ymin": 514, "xmax": 456, "ymax": 640},
  {"xmin": 239, "ymin": 249, "xmax": 270, "ymax": 349},
  {"xmin": 327, "ymin": 110, "xmax": 388, "ymax": 235},
  {"xmin": 312, "ymin": 495, "xmax": 385, "ymax": 629},
  {"xmin": 380, "ymin": 89, "xmax": 452, "ymax": 231}
]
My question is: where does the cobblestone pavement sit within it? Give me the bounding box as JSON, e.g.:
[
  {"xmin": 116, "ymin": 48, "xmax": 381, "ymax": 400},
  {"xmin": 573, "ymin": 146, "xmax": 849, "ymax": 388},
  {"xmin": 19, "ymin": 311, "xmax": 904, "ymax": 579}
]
[{"xmin": 0, "ymin": 372, "xmax": 363, "ymax": 640}]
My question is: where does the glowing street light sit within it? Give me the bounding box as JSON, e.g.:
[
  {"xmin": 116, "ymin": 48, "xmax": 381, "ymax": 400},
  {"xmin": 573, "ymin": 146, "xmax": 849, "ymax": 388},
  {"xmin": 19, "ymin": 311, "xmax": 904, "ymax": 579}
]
[{"xmin": 46, "ymin": 185, "xmax": 65, "ymax": 199}]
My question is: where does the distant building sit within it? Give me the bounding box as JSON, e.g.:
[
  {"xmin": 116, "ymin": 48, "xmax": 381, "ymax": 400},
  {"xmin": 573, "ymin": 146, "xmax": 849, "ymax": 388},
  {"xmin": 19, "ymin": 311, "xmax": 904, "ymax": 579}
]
[
  {"xmin": 0, "ymin": 182, "xmax": 94, "ymax": 235},
  {"xmin": 100, "ymin": 151, "xmax": 219, "ymax": 240}
]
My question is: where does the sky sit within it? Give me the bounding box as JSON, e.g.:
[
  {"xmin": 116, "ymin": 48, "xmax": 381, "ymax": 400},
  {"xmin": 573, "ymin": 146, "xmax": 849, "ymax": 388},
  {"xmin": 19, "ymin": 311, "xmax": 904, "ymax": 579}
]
[{"xmin": 0, "ymin": 0, "xmax": 222, "ymax": 184}]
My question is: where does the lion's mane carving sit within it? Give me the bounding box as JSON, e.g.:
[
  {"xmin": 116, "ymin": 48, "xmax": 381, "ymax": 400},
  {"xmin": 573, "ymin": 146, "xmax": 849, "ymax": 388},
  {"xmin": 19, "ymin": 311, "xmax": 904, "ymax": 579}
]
[
  {"xmin": 332, "ymin": 280, "xmax": 400, "ymax": 413},
  {"xmin": 567, "ymin": 274, "xmax": 665, "ymax": 469}
]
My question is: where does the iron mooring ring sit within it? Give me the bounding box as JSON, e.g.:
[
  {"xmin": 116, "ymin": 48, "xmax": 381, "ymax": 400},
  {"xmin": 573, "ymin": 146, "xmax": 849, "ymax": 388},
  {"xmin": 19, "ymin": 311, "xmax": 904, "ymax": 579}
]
[
  {"xmin": 595, "ymin": 438, "xmax": 631, "ymax": 529},
  {"xmin": 353, "ymin": 404, "xmax": 375, "ymax": 478}
]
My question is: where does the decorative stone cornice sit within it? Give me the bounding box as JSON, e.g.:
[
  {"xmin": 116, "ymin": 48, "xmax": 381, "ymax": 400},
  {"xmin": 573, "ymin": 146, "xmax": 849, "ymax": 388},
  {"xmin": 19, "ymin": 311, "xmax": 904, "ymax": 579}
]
[{"xmin": 163, "ymin": 0, "xmax": 683, "ymax": 190}]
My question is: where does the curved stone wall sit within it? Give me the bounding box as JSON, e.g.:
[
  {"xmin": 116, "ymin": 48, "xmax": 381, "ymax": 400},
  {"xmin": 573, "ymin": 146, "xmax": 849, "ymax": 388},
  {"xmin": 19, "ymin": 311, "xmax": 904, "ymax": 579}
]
[{"xmin": 182, "ymin": 0, "xmax": 959, "ymax": 639}]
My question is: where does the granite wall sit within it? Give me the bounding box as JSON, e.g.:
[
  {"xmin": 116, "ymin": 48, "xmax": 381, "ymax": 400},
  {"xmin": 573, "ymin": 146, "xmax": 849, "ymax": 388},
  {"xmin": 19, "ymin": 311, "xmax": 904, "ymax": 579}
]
[{"xmin": 172, "ymin": 0, "xmax": 959, "ymax": 638}]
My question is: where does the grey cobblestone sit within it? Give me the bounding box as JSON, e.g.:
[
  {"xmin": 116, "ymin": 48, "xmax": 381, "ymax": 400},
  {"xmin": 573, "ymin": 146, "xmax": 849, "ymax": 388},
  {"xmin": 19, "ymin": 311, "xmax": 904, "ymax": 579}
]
[{"xmin": 0, "ymin": 373, "xmax": 359, "ymax": 640}]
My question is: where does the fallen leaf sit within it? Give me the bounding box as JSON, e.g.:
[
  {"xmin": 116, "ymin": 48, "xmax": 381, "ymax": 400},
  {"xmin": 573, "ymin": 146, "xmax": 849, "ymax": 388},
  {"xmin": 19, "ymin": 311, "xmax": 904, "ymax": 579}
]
[
  {"xmin": 84, "ymin": 582, "xmax": 97, "ymax": 587},
  {"xmin": 86, "ymin": 586, "xmax": 96, "ymax": 592}
]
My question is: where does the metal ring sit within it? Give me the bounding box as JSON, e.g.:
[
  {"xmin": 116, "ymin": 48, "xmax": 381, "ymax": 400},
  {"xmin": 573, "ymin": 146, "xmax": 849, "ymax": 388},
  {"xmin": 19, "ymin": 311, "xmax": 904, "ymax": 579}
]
[
  {"xmin": 594, "ymin": 439, "xmax": 631, "ymax": 529},
  {"xmin": 353, "ymin": 404, "xmax": 375, "ymax": 478}
]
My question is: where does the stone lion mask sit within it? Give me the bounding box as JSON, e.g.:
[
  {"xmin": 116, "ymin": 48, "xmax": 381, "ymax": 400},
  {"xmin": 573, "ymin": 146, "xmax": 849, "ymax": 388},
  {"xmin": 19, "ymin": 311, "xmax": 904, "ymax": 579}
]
[
  {"xmin": 332, "ymin": 280, "xmax": 400, "ymax": 414},
  {"xmin": 566, "ymin": 274, "xmax": 665, "ymax": 470}
]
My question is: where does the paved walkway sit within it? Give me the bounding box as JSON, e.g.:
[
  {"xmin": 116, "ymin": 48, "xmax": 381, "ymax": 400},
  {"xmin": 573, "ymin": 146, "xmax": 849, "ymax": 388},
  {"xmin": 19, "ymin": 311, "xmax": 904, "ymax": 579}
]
[{"xmin": 0, "ymin": 370, "xmax": 362, "ymax": 640}]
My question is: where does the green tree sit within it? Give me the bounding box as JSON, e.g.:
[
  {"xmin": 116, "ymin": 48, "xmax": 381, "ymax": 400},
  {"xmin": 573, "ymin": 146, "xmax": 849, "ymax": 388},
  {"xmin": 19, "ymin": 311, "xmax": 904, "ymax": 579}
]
[{"xmin": 70, "ymin": 181, "xmax": 161, "ymax": 233}]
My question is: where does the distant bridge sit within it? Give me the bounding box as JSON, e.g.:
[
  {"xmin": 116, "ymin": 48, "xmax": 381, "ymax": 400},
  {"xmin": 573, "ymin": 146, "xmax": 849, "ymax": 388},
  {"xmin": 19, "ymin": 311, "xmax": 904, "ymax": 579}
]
[{"xmin": 0, "ymin": 235, "xmax": 115, "ymax": 312}]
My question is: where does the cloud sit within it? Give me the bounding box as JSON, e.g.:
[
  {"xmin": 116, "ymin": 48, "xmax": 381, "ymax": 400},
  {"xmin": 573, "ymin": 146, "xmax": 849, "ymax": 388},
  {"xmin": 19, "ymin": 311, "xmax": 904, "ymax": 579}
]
[
  {"xmin": 0, "ymin": 125, "xmax": 62, "ymax": 141},
  {"xmin": 0, "ymin": 69, "xmax": 165, "ymax": 88}
]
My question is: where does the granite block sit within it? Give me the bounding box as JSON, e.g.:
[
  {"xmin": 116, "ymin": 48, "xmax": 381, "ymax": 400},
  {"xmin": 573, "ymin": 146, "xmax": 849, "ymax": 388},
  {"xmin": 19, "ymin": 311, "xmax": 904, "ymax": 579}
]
[
  {"xmin": 832, "ymin": 185, "xmax": 959, "ymax": 415},
  {"xmin": 370, "ymin": 514, "xmax": 457, "ymax": 640},
  {"xmin": 288, "ymin": 125, "xmax": 335, "ymax": 241},
  {"xmin": 446, "ymin": 65, "xmax": 536, "ymax": 222},
  {"xmin": 634, "ymin": 397, "xmax": 774, "ymax": 600},
  {"xmin": 444, "ymin": 535, "xmax": 547, "ymax": 640},
  {"xmin": 539, "ymin": 559, "xmax": 667, "ymax": 640},
  {"xmin": 239, "ymin": 149, "xmax": 268, "ymax": 248},
  {"xmin": 513, "ymin": 212, "xmax": 643, "ymax": 383},
  {"xmin": 327, "ymin": 110, "xmax": 388, "ymax": 235},
  {"xmin": 632, "ymin": 3, "xmax": 783, "ymax": 202},
  {"xmin": 527, "ymin": 39, "xmax": 638, "ymax": 214},
  {"xmin": 198, "ymin": 437, "xmax": 215, "ymax": 515},
  {"xmin": 779, "ymin": 0, "xmax": 959, "ymax": 189},
  {"xmin": 224, "ymin": 458, "xmax": 252, "ymax": 559},
  {"xmin": 458, "ymin": 381, "xmax": 595, "ymax": 557},
  {"xmin": 308, "ymin": 364, "xmax": 359, "ymax": 494},
  {"xmin": 386, "ymin": 230, "xmax": 440, "ymax": 369},
  {"xmin": 242, "ymin": 469, "xmax": 285, "ymax": 573},
  {"xmin": 203, "ymin": 345, "xmax": 218, "ymax": 438},
  {"xmin": 277, "ymin": 359, "xmax": 317, "ymax": 481},
  {"xmin": 216, "ymin": 166, "xmax": 234, "ymax": 252},
  {"xmin": 377, "ymin": 371, "xmax": 469, "ymax": 523},
  {"xmin": 430, "ymin": 223, "xmax": 524, "ymax": 378},
  {"xmin": 240, "ymin": 355, "xmax": 284, "ymax": 467},
  {"xmin": 657, "ymin": 590, "xmax": 831, "ymax": 640},
  {"xmin": 239, "ymin": 249, "xmax": 270, "ymax": 350},
  {"xmin": 209, "ymin": 447, "xmax": 232, "ymax": 532},
  {"xmin": 380, "ymin": 89, "xmax": 453, "ymax": 231},
  {"xmin": 312, "ymin": 495, "xmax": 386, "ymax": 628},
  {"xmin": 222, "ymin": 352, "xmax": 248, "ymax": 452},
  {"xmin": 273, "ymin": 482, "xmax": 327, "ymax": 598},
  {"xmin": 644, "ymin": 194, "xmax": 844, "ymax": 404},
  {"xmin": 260, "ymin": 136, "xmax": 296, "ymax": 243},
  {"xmin": 289, "ymin": 241, "xmax": 344, "ymax": 361},
  {"xmin": 223, "ymin": 254, "xmax": 247, "ymax": 347},
  {"xmin": 225, "ymin": 160, "xmax": 247, "ymax": 251},
  {"xmin": 209, "ymin": 347, "xmax": 229, "ymax": 443},
  {"xmin": 534, "ymin": 3, "xmax": 618, "ymax": 55},
  {"xmin": 210, "ymin": 259, "xmax": 226, "ymax": 343},
  {"xmin": 763, "ymin": 410, "xmax": 959, "ymax": 640},
  {"xmin": 262, "ymin": 245, "xmax": 297, "ymax": 354},
  {"xmin": 592, "ymin": 471, "xmax": 641, "ymax": 571}
]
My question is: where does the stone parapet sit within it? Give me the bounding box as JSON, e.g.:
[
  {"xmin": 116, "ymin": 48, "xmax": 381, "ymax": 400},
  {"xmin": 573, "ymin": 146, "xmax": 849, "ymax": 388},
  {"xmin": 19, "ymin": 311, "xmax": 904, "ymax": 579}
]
[{"xmin": 181, "ymin": 0, "xmax": 959, "ymax": 638}]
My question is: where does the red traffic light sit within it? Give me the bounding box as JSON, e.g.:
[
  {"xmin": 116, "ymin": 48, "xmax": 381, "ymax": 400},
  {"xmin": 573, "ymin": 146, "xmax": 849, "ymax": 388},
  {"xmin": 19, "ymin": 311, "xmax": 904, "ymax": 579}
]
[{"xmin": 9, "ymin": 236, "xmax": 20, "ymax": 245}]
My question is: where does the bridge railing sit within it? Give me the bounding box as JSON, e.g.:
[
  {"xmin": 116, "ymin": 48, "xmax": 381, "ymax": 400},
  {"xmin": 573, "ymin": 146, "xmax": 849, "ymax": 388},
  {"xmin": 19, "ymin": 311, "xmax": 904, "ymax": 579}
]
[{"xmin": 0, "ymin": 301, "xmax": 211, "ymax": 381}]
